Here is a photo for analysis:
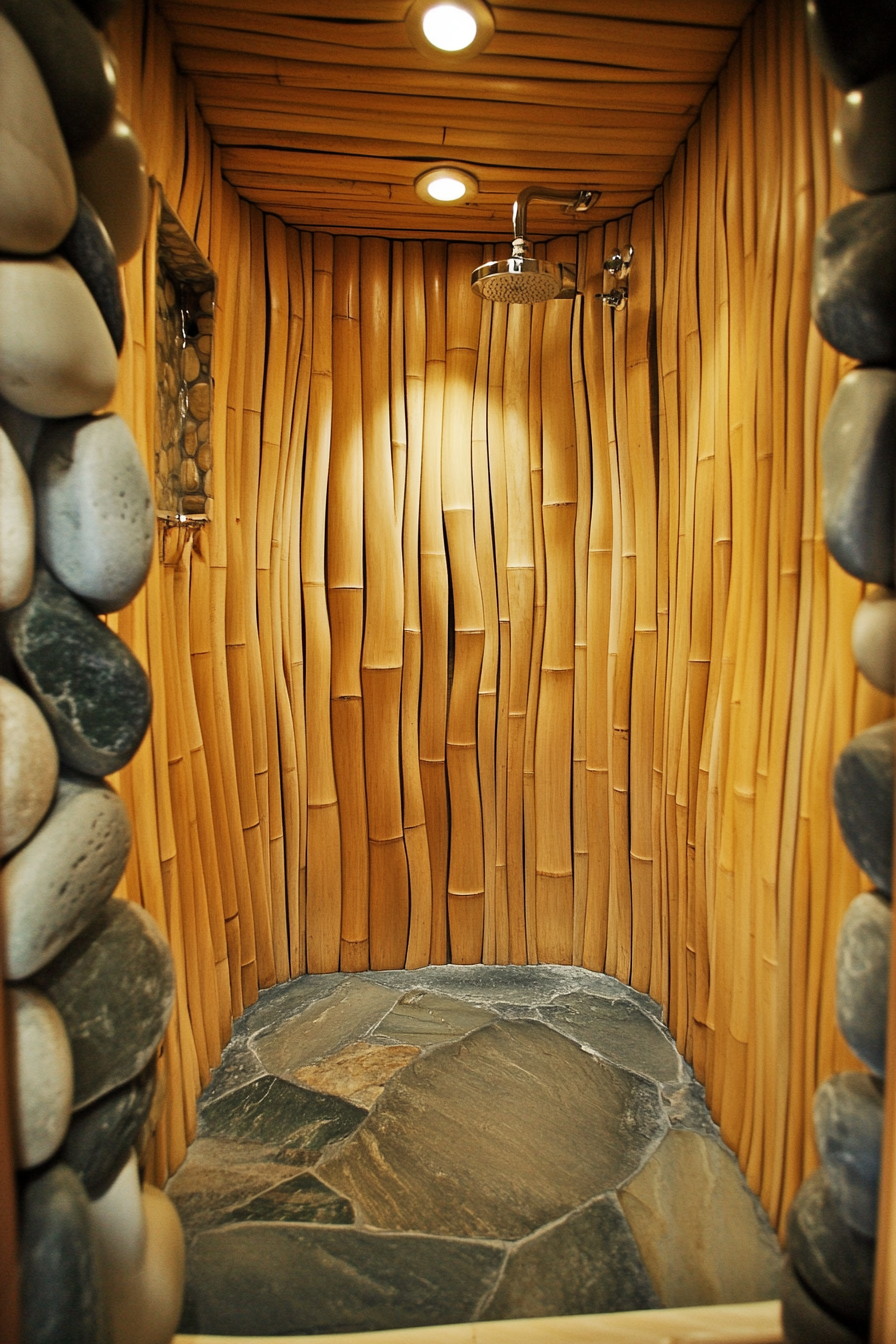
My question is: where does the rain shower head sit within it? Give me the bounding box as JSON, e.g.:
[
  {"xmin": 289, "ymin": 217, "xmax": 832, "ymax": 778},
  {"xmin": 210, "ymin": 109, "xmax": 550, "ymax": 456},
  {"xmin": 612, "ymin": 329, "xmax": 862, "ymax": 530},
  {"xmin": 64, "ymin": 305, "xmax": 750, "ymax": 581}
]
[{"xmin": 471, "ymin": 186, "xmax": 599, "ymax": 304}]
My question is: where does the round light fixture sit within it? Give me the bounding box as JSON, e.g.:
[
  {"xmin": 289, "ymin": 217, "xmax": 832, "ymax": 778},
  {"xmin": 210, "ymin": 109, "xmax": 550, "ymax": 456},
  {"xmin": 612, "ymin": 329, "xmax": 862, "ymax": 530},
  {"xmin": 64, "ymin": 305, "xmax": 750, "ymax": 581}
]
[
  {"xmin": 405, "ymin": 0, "xmax": 495, "ymax": 63},
  {"xmin": 414, "ymin": 166, "xmax": 479, "ymax": 205}
]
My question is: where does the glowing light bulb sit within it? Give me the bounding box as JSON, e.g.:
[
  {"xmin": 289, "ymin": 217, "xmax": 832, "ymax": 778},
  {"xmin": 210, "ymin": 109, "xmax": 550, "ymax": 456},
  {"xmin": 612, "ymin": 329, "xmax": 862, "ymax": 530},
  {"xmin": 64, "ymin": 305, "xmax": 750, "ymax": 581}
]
[
  {"xmin": 422, "ymin": 3, "xmax": 478, "ymax": 52},
  {"xmin": 427, "ymin": 175, "xmax": 467, "ymax": 201}
]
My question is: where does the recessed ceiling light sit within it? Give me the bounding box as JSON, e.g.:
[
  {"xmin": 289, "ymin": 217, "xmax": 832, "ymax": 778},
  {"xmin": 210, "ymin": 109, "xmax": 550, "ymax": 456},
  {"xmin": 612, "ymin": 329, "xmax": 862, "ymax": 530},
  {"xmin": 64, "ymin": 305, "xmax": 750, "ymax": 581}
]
[
  {"xmin": 414, "ymin": 166, "xmax": 479, "ymax": 205},
  {"xmin": 405, "ymin": 0, "xmax": 495, "ymax": 63}
]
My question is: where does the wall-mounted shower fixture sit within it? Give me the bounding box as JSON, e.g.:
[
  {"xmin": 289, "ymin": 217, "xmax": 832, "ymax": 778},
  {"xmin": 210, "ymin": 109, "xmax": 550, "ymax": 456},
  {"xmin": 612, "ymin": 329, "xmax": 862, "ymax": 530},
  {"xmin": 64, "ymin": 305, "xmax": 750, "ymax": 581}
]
[
  {"xmin": 471, "ymin": 185, "xmax": 600, "ymax": 303},
  {"xmin": 600, "ymin": 243, "xmax": 635, "ymax": 310}
]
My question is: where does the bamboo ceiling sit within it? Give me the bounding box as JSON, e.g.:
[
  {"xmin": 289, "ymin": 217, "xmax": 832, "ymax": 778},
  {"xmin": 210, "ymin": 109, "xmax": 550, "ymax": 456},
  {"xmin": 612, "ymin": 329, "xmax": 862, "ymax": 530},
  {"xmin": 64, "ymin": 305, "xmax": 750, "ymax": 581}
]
[{"xmin": 158, "ymin": 0, "xmax": 753, "ymax": 239}]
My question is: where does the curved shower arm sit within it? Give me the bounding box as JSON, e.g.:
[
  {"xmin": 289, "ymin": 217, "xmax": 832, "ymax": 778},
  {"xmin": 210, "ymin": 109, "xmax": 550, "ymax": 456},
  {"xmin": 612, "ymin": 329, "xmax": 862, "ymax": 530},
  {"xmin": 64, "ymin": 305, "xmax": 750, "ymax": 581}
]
[{"xmin": 511, "ymin": 186, "xmax": 599, "ymax": 252}]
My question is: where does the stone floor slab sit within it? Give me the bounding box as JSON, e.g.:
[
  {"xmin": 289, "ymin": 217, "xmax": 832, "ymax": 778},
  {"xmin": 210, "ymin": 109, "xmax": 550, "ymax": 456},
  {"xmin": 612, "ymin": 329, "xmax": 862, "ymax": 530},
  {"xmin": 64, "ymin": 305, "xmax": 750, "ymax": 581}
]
[
  {"xmin": 166, "ymin": 1140, "xmax": 308, "ymax": 1236},
  {"xmin": 318, "ymin": 1019, "xmax": 667, "ymax": 1240},
  {"xmin": 618, "ymin": 1129, "xmax": 782, "ymax": 1307},
  {"xmin": 373, "ymin": 991, "xmax": 497, "ymax": 1046},
  {"xmin": 198, "ymin": 1075, "xmax": 366, "ymax": 1156},
  {"xmin": 183, "ymin": 1224, "xmax": 505, "ymax": 1336},
  {"xmin": 252, "ymin": 979, "xmax": 399, "ymax": 1076},
  {"xmin": 222, "ymin": 1172, "xmax": 355, "ymax": 1228},
  {"xmin": 539, "ymin": 993, "xmax": 681, "ymax": 1084},
  {"xmin": 482, "ymin": 1195, "xmax": 660, "ymax": 1320},
  {"xmin": 292, "ymin": 1040, "xmax": 421, "ymax": 1109}
]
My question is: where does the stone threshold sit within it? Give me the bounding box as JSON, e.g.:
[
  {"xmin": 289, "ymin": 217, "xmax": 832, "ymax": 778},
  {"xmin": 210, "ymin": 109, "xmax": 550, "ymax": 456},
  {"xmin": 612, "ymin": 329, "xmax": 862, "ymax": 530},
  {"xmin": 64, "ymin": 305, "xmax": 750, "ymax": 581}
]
[{"xmin": 175, "ymin": 1298, "xmax": 782, "ymax": 1343}]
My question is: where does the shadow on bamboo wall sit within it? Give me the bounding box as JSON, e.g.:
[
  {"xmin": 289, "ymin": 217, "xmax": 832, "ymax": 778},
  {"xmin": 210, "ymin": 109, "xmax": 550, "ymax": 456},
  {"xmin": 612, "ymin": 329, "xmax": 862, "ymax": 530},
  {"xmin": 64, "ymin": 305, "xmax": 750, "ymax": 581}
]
[{"xmin": 105, "ymin": 0, "xmax": 890, "ymax": 1236}]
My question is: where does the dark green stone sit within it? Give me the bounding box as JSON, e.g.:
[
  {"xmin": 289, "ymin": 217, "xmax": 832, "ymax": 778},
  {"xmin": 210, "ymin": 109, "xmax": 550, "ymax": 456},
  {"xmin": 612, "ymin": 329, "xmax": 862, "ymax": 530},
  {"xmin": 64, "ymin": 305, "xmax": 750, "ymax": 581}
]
[
  {"xmin": 781, "ymin": 1258, "xmax": 866, "ymax": 1344},
  {"xmin": 787, "ymin": 1168, "xmax": 874, "ymax": 1331},
  {"xmin": 185, "ymin": 1223, "xmax": 504, "ymax": 1336},
  {"xmin": 223, "ymin": 1173, "xmax": 354, "ymax": 1227},
  {"xmin": 5, "ymin": 568, "xmax": 152, "ymax": 777},
  {"xmin": 33, "ymin": 898, "xmax": 174, "ymax": 1108},
  {"xmin": 833, "ymin": 720, "xmax": 894, "ymax": 895},
  {"xmin": 482, "ymin": 1196, "xmax": 660, "ymax": 1320},
  {"xmin": 318, "ymin": 1019, "xmax": 667, "ymax": 1239},
  {"xmin": 165, "ymin": 1138, "xmax": 307, "ymax": 1237},
  {"xmin": 59, "ymin": 195, "xmax": 125, "ymax": 352},
  {"xmin": 540, "ymin": 992, "xmax": 681, "ymax": 1084},
  {"xmin": 198, "ymin": 1076, "xmax": 366, "ymax": 1156},
  {"xmin": 62, "ymin": 1057, "xmax": 156, "ymax": 1197},
  {"xmin": 19, "ymin": 1163, "xmax": 104, "ymax": 1344}
]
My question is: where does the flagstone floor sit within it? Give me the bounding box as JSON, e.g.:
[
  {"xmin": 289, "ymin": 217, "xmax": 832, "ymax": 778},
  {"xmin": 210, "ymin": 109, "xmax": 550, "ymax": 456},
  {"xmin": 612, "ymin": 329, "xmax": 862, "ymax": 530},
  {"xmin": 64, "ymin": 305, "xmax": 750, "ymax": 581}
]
[{"xmin": 167, "ymin": 964, "xmax": 781, "ymax": 1337}]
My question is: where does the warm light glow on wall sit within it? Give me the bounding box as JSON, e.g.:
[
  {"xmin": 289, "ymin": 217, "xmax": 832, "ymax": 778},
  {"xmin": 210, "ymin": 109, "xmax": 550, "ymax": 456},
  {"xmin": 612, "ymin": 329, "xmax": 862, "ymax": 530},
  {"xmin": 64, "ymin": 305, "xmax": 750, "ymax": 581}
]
[
  {"xmin": 414, "ymin": 166, "xmax": 479, "ymax": 205},
  {"xmin": 405, "ymin": 0, "xmax": 495, "ymax": 63}
]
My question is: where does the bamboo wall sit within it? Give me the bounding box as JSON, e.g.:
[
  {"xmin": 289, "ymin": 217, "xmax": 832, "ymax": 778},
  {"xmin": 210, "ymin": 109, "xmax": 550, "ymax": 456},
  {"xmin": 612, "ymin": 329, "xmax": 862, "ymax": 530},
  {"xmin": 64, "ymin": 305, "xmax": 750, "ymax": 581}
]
[{"xmin": 99, "ymin": 0, "xmax": 891, "ymax": 1236}]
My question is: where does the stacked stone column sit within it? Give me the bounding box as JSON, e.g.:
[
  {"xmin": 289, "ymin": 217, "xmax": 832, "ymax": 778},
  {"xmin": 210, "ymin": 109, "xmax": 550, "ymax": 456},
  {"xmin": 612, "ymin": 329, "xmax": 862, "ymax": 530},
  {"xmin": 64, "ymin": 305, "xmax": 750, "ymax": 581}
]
[
  {"xmin": 781, "ymin": 3, "xmax": 896, "ymax": 1341},
  {"xmin": 0, "ymin": 0, "xmax": 185, "ymax": 1340}
]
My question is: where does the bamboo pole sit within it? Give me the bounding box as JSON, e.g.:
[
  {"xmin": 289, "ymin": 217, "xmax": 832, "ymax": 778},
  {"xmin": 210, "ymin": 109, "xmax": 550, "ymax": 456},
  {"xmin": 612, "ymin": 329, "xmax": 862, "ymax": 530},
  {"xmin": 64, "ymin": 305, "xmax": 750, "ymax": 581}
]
[
  {"xmin": 571, "ymin": 284, "xmax": 591, "ymax": 967},
  {"xmin": 401, "ymin": 241, "xmax": 434, "ymax": 969},
  {"xmin": 420, "ymin": 241, "xmax": 450, "ymax": 964},
  {"xmin": 302, "ymin": 232, "xmax": 343, "ymax": 972},
  {"xmin": 330, "ymin": 234, "xmax": 370, "ymax": 971},
  {"xmin": 443, "ymin": 243, "xmax": 486, "ymax": 963},
  {"xmin": 524, "ymin": 282, "xmax": 546, "ymax": 965},
  {"xmin": 361, "ymin": 235, "xmax": 410, "ymax": 969}
]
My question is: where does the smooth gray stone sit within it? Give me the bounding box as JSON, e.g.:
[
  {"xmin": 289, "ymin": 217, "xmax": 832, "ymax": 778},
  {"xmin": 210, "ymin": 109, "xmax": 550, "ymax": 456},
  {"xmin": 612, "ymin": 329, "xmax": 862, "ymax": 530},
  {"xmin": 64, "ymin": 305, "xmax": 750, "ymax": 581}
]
[
  {"xmin": 0, "ymin": 675, "xmax": 56, "ymax": 861},
  {"xmin": 812, "ymin": 195, "xmax": 896, "ymax": 364},
  {"xmin": 2, "ymin": 771, "xmax": 131, "ymax": 980},
  {"xmin": 58, "ymin": 195, "xmax": 124, "ymax": 353},
  {"xmin": 183, "ymin": 1223, "xmax": 504, "ymax": 1336},
  {"xmin": 318, "ymin": 1019, "xmax": 667, "ymax": 1240},
  {"xmin": 0, "ymin": 0, "xmax": 116, "ymax": 155},
  {"xmin": 0, "ymin": 255, "xmax": 119, "ymax": 418},
  {"xmin": 0, "ymin": 13, "xmax": 76, "ymax": 255},
  {"xmin": 836, "ymin": 892, "xmax": 890, "ymax": 1075},
  {"xmin": 10, "ymin": 985, "xmax": 73, "ymax": 1169},
  {"xmin": 5, "ymin": 568, "xmax": 152, "ymax": 776},
  {"xmin": 73, "ymin": 112, "xmax": 149, "ymax": 266},
  {"xmin": 62, "ymin": 1057, "xmax": 156, "ymax": 1199},
  {"xmin": 19, "ymin": 1163, "xmax": 104, "ymax": 1344},
  {"xmin": 834, "ymin": 72, "xmax": 896, "ymax": 194},
  {"xmin": 33, "ymin": 898, "xmax": 175, "ymax": 1109},
  {"xmin": 33, "ymin": 414, "xmax": 153, "ymax": 614},
  {"xmin": 853, "ymin": 587, "xmax": 896, "ymax": 695},
  {"xmin": 821, "ymin": 367, "xmax": 896, "ymax": 585},
  {"xmin": 780, "ymin": 1257, "xmax": 865, "ymax": 1344},
  {"xmin": 815, "ymin": 1071, "xmax": 883, "ymax": 1237},
  {"xmin": 805, "ymin": 0, "xmax": 896, "ymax": 90},
  {"xmin": 482, "ymin": 1196, "xmax": 659, "ymax": 1319},
  {"xmin": 787, "ymin": 1168, "xmax": 874, "ymax": 1330},
  {"xmin": 833, "ymin": 719, "xmax": 893, "ymax": 894}
]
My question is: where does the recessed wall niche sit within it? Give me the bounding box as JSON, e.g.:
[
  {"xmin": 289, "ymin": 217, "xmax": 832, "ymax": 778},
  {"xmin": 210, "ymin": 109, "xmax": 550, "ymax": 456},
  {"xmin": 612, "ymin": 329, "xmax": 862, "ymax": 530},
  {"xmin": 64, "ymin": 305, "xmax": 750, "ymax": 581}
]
[{"xmin": 153, "ymin": 188, "xmax": 216, "ymax": 531}]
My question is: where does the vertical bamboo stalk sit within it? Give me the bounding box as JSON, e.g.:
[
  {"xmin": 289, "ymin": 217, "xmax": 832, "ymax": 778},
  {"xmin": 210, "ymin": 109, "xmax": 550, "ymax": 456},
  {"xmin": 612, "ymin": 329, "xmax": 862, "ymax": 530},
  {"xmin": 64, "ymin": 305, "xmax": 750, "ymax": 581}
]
[
  {"xmin": 401, "ymin": 241, "xmax": 434, "ymax": 969},
  {"xmin": 524, "ymin": 286, "xmax": 546, "ymax": 964},
  {"xmin": 443, "ymin": 244, "xmax": 486, "ymax": 963},
  {"xmin": 330, "ymin": 235, "xmax": 370, "ymax": 971},
  {"xmin": 302, "ymin": 233, "xmax": 342, "ymax": 972},
  {"xmin": 420, "ymin": 242, "xmax": 450, "ymax": 963},
  {"xmin": 571, "ymin": 283, "xmax": 591, "ymax": 967},
  {"xmin": 361, "ymin": 236, "xmax": 410, "ymax": 969}
]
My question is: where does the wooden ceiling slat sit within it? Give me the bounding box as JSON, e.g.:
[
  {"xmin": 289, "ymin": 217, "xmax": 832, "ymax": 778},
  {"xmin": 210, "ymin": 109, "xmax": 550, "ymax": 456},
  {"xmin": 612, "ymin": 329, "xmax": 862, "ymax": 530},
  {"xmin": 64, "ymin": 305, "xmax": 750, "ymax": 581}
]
[
  {"xmin": 164, "ymin": 0, "xmax": 746, "ymax": 238},
  {"xmin": 172, "ymin": 24, "xmax": 719, "ymax": 81}
]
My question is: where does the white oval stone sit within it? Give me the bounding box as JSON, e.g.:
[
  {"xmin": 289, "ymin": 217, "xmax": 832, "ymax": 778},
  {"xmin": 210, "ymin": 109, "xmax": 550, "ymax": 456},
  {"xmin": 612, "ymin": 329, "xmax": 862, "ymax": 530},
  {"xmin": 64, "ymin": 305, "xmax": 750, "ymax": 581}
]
[
  {"xmin": 2, "ymin": 772, "xmax": 131, "ymax": 980},
  {"xmin": 88, "ymin": 1151, "xmax": 146, "ymax": 1277},
  {"xmin": 0, "ymin": 676, "xmax": 57, "ymax": 857},
  {"xmin": 0, "ymin": 424, "xmax": 33, "ymax": 610},
  {"xmin": 0, "ymin": 255, "xmax": 118, "ymax": 417},
  {"xmin": 0, "ymin": 15, "xmax": 77, "ymax": 255},
  {"xmin": 74, "ymin": 112, "xmax": 149, "ymax": 266},
  {"xmin": 9, "ymin": 985, "xmax": 74, "ymax": 1169},
  {"xmin": 33, "ymin": 414, "xmax": 154, "ymax": 613},
  {"xmin": 91, "ymin": 1164, "xmax": 185, "ymax": 1344},
  {"xmin": 853, "ymin": 586, "xmax": 896, "ymax": 695}
]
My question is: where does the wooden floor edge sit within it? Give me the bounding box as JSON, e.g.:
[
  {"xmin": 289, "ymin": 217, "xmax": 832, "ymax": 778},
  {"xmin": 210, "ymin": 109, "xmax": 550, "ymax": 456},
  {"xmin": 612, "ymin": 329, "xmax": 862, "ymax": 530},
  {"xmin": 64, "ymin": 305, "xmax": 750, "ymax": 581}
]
[{"xmin": 175, "ymin": 1298, "xmax": 783, "ymax": 1344}]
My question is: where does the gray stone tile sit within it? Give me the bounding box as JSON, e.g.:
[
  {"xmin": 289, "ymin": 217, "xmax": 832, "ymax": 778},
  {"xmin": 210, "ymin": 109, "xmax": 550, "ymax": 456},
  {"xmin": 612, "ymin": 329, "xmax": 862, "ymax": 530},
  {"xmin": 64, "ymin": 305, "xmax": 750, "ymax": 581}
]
[
  {"xmin": 183, "ymin": 1224, "xmax": 504, "ymax": 1336},
  {"xmin": 199, "ymin": 1042, "xmax": 265, "ymax": 1108},
  {"xmin": 198, "ymin": 1075, "xmax": 366, "ymax": 1157},
  {"xmin": 618, "ymin": 1129, "xmax": 782, "ymax": 1307},
  {"xmin": 482, "ymin": 1195, "xmax": 660, "ymax": 1320},
  {"xmin": 662, "ymin": 1076, "xmax": 721, "ymax": 1139},
  {"xmin": 221, "ymin": 1173, "xmax": 355, "ymax": 1229},
  {"xmin": 252, "ymin": 978, "xmax": 399, "ymax": 1075},
  {"xmin": 318, "ymin": 1019, "xmax": 666, "ymax": 1240},
  {"xmin": 232, "ymin": 972, "xmax": 346, "ymax": 1042},
  {"xmin": 539, "ymin": 992, "xmax": 681, "ymax": 1084},
  {"xmin": 292, "ymin": 1040, "xmax": 420, "ymax": 1109},
  {"xmin": 166, "ymin": 1140, "xmax": 308, "ymax": 1236},
  {"xmin": 373, "ymin": 991, "xmax": 497, "ymax": 1045}
]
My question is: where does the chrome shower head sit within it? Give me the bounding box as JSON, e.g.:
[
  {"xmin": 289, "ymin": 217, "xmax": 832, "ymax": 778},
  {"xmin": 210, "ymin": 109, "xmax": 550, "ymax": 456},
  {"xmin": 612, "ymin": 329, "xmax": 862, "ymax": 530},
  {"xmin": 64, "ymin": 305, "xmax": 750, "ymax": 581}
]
[{"xmin": 471, "ymin": 185, "xmax": 599, "ymax": 304}]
